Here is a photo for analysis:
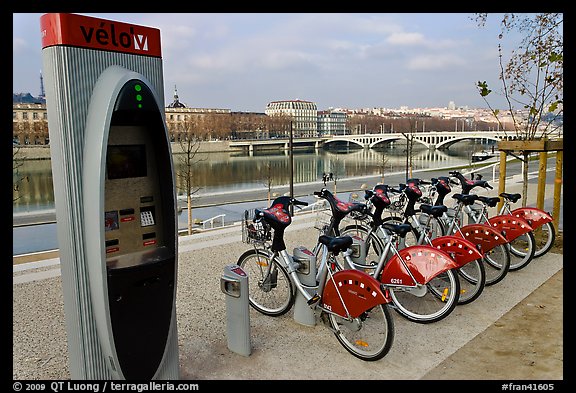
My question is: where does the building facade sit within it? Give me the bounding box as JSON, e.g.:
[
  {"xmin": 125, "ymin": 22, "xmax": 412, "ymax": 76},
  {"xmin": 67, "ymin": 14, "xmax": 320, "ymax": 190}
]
[
  {"xmin": 317, "ymin": 109, "xmax": 347, "ymax": 136},
  {"xmin": 265, "ymin": 100, "xmax": 318, "ymax": 138},
  {"xmin": 13, "ymin": 103, "xmax": 49, "ymax": 145}
]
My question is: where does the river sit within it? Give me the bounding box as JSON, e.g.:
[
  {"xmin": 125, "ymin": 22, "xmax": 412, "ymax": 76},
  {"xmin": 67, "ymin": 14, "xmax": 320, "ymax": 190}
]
[
  {"xmin": 13, "ymin": 142, "xmax": 496, "ymax": 255},
  {"xmin": 13, "ymin": 142, "xmax": 489, "ymax": 214}
]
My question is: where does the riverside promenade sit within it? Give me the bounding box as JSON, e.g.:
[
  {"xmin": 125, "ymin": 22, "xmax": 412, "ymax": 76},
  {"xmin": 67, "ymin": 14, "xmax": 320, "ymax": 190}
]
[{"xmin": 13, "ymin": 165, "xmax": 564, "ymax": 382}]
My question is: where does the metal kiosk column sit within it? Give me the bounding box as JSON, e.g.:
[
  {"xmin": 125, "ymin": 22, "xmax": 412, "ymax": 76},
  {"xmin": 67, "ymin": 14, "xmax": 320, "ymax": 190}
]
[{"xmin": 41, "ymin": 13, "xmax": 179, "ymax": 380}]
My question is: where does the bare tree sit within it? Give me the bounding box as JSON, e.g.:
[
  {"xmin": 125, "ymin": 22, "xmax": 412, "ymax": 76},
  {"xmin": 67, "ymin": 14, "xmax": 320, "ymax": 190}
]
[
  {"xmin": 400, "ymin": 117, "xmax": 416, "ymax": 181},
  {"xmin": 13, "ymin": 146, "xmax": 28, "ymax": 202},
  {"xmin": 474, "ymin": 13, "xmax": 563, "ymax": 205},
  {"xmin": 261, "ymin": 162, "xmax": 275, "ymax": 205},
  {"xmin": 176, "ymin": 117, "xmax": 206, "ymax": 235},
  {"xmin": 378, "ymin": 151, "xmax": 390, "ymax": 184}
]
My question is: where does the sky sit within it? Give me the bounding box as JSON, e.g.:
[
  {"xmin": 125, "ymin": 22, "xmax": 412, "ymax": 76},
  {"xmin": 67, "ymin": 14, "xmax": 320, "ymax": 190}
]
[{"xmin": 13, "ymin": 12, "xmax": 533, "ymax": 113}]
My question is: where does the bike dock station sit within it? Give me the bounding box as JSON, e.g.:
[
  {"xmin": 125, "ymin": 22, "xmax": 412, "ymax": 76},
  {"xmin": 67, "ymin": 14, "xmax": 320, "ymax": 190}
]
[{"xmin": 221, "ymin": 265, "xmax": 252, "ymax": 357}]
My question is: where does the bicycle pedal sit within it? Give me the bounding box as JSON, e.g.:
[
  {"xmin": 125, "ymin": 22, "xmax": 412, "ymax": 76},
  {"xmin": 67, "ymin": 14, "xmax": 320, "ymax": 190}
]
[{"xmin": 307, "ymin": 293, "xmax": 321, "ymax": 306}]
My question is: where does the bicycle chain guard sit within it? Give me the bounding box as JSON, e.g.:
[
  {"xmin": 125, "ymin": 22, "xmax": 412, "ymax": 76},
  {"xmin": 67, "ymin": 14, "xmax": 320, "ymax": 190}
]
[
  {"xmin": 430, "ymin": 235, "xmax": 483, "ymax": 267},
  {"xmin": 380, "ymin": 245, "xmax": 458, "ymax": 286},
  {"xmin": 453, "ymin": 223, "xmax": 507, "ymax": 252},
  {"xmin": 487, "ymin": 215, "xmax": 533, "ymax": 242},
  {"xmin": 321, "ymin": 269, "xmax": 390, "ymax": 319},
  {"xmin": 510, "ymin": 207, "xmax": 553, "ymax": 230}
]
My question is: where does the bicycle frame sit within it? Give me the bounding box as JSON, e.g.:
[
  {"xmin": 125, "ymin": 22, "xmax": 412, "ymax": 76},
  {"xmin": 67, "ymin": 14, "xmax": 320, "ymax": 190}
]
[
  {"xmin": 252, "ymin": 208, "xmax": 391, "ymax": 322},
  {"xmin": 339, "ymin": 224, "xmax": 459, "ymax": 288},
  {"xmin": 460, "ymin": 199, "xmax": 535, "ymax": 243},
  {"xmin": 499, "ymin": 201, "xmax": 554, "ymax": 231},
  {"xmin": 313, "ymin": 188, "xmax": 461, "ymax": 287},
  {"xmin": 374, "ymin": 187, "xmax": 484, "ymax": 271},
  {"xmin": 442, "ymin": 199, "xmax": 510, "ymax": 253}
]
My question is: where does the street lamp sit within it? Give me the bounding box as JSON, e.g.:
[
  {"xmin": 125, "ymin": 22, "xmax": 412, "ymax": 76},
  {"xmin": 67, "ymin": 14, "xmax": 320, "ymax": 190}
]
[{"xmin": 289, "ymin": 121, "xmax": 294, "ymax": 215}]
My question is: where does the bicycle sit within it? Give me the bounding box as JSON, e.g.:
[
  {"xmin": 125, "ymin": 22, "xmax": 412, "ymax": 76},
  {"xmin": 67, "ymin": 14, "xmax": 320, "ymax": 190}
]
[
  {"xmin": 237, "ymin": 195, "xmax": 395, "ymax": 361},
  {"xmin": 498, "ymin": 192, "xmax": 556, "ymax": 258},
  {"xmin": 312, "ymin": 188, "xmax": 462, "ymax": 323},
  {"xmin": 448, "ymin": 171, "xmax": 537, "ymax": 271},
  {"xmin": 340, "ymin": 184, "xmax": 486, "ymax": 305},
  {"xmin": 411, "ymin": 176, "xmax": 512, "ymax": 285}
]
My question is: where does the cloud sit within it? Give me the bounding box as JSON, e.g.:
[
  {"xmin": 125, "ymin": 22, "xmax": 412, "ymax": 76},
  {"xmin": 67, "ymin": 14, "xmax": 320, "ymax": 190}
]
[
  {"xmin": 387, "ymin": 32, "xmax": 426, "ymax": 46},
  {"xmin": 407, "ymin": 54, "xmax": 466, "ymax": 70},
  {"xmin": 13, "ymin": 37, "xmax": 28, "ymax": 54}
]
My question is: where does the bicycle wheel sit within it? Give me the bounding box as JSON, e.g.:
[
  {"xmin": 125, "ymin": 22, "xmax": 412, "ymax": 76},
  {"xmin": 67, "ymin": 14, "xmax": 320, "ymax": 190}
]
[
  {"xmin": 483, "ymin": 243, "xmax": 510, "ymax": 286},
  {"xmin": 389, "ymin": 268, "xmax": 460, "ymax": 324},
  {"xmin": 236, "ymin": 249, "xmax": 294, "ymax": 316},
  {"xmin": 532, "ymin": 222, "xmax": 556, "ymax": 258},
  {"xmin": 328, "ymin": 303, "xmax": 395, "ymax": 361},
  {"xmin": 508, "ymin": 231, "xmax": 536, "ymax": 271},
  {"xmin": 456, "ymin": 259, "xmax": 486, "ymax": 305}
]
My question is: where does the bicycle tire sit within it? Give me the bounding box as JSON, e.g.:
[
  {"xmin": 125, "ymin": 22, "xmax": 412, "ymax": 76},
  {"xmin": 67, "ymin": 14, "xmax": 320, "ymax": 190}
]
[
  {"xmin": 456, "ymin": 259, "xmax": 486, "ymax": 305},
  {"xmin": 532, "ymin": 222, "xmax": 556, "ymax": 258},
  {"xmin": 328, "ymin": 303, "xmax": 395, "ymax": 361},
  {"xmin": 236, "ymin": 249, "xmax": 294, "ymax": 316},
  {"xmin": 507, "ymin": 231, "xmax": 536, "ymax": 271},
  {"xmin": 390, "ymin": 267, "xmax": 460, "ymax": 324},
  {"xmin": 482, "ymin": 243, "xmax": 510, "ymax": 286}
]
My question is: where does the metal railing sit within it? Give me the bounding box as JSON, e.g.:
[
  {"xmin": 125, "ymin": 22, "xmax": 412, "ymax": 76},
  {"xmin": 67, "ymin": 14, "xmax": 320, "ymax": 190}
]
[{"xmin": 201, "ymin": 214, "xmax": 226, "ymax": 229}]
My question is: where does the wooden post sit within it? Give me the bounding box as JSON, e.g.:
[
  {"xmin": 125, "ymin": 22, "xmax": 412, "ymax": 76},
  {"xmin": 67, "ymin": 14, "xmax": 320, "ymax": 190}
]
[
  {"xmin": 536, "ymin": 151, "xmax": 548, "ymax": 210},
  {"xmin": 497, "ymin": 150, "xmax": 507, "ymax": 212},
  {"xmin": 552, "ymin": 150, "xmax": 563, "ymax": 231}
]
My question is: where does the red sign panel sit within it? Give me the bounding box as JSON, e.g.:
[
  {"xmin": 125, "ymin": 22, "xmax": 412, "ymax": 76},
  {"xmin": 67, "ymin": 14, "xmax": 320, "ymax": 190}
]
[{"xmin": 40, "ymin": 13, "xmax": 162, "ymax": 57}]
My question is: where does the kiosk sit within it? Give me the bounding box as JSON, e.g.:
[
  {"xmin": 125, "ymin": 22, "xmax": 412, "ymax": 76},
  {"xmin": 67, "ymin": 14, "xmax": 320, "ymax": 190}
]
[{"xmin": 41, "ymin": 13, "xmax": 179, "ymax": 379}]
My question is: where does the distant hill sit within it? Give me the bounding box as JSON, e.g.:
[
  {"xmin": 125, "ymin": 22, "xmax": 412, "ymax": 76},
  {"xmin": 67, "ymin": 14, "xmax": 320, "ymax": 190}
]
[{"xmin": 13, "ymin": 93, "xmax": 46, "ymax": 104}]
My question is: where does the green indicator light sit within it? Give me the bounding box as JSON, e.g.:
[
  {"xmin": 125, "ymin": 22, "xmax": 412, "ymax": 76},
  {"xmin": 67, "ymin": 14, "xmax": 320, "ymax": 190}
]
[
  {"xmin": 138, "ymin": 103, "xmax": 143, "ymax": 109},
  {"xmin": 136, "ymin": 94, "xmax": 143, "ymax": 101},
  {"xmin": 134, "ymin": 84, "xmax": 142, "ymax": 92}
]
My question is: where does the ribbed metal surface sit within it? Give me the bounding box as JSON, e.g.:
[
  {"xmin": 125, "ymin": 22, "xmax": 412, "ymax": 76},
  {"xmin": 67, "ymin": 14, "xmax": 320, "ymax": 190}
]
[{"xmin": 41, "ymin": 45, "xmax": 176, "ymax": 379}]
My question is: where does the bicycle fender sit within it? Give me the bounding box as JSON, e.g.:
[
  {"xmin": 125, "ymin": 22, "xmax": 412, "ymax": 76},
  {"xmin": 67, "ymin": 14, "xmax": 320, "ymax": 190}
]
[
  {"xmin": 454, "ymin": 223, "xmax": 507, "ymax": 253},
  {"xmin": 321, "ymin": 270, "xmax": 390, "ymax": 318},
  {"xmin": 380, "ymin": 245, "xmax": 458, "ymax": 286},
  {"xmin": 510, "ymin": 207, "xmax": 553, "ymax": 229},
  {"xmin": 430, "ymin": 235, "xmax": 483, "ymax": 267},
  {"xmin": 487, "ymin": 215, "xmax": 533, "ymax": 242}
]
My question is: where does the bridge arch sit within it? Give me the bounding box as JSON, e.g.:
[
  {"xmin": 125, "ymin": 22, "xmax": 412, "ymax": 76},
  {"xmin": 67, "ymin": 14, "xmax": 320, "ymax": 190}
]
[
  {"xmin": 370, "ymin": 137, "xmax": 431, "ymax": 149},
  {"xmin": 435, "ymin": 135, "xmax": 502, "ymax": 149},
  {"xmin": 323, "ymin": 138, "xmax": 365, "ymax": 148}
]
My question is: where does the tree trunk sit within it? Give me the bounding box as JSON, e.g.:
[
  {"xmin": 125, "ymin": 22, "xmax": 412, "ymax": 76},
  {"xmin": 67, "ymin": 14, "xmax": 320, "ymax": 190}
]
[
  {"xmin": 521, "ymin": 152, "xmax": 529, "ymax": 207},
  {"xmin": 187, "ymin": 194, "xmax": 193, "ymax": 235}
]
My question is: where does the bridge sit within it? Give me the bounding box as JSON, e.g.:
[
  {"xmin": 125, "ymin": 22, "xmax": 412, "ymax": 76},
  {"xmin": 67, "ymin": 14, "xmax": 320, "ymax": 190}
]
[{"xmin": 230, "ymin": 130, "xmax": 559, "ymax": 152}]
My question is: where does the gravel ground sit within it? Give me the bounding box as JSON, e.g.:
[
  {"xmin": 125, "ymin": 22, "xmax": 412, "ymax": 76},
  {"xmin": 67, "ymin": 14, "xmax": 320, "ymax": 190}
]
[{"xmin": 13, "ymin": 215, "xmax": 564, "ymax": 381}]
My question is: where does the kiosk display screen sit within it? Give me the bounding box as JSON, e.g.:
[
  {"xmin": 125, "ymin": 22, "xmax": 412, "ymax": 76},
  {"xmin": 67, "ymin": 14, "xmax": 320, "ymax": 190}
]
[{"xmin": 106, "ymin": 144, "xmax": 147, "ymax": 179}]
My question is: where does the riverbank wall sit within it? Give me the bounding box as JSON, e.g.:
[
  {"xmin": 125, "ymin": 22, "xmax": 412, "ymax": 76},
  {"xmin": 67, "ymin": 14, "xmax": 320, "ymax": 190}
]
[{"xmin": 13, "ymin": 141, "xmax": 242, "ymax": 160}]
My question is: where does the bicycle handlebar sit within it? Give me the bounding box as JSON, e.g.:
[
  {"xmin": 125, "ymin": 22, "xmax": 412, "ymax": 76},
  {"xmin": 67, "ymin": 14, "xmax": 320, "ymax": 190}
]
[{"xmin": 293, "ymin": 198, "xmax": 309, "ymax": 206}]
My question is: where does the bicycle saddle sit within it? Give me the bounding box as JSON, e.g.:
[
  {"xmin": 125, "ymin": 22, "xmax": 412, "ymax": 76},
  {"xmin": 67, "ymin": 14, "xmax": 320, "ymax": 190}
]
[
  {"xmin": 382, "ymin": 223, "xmax": 412, "ymax": 238},
  {"xmin": 452, "ymin": 193, "xmax": 478, "ymax": 206},
  {"xmin": 419, "ymin": 203, "xmax": 448, "ymax": 218},
  {"xmin": 318, "ymin": 235, "xmax": 353, "ymax": 254},
  {"xmin": 477, "ymin": 196, "xmax": 501, "ymax": 207},
  {"xmin": 500, "ymin": 192, "xmax": 522, "ymax": 203}
]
